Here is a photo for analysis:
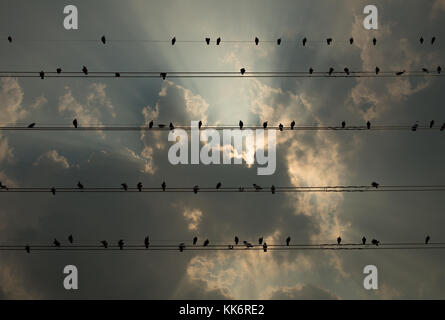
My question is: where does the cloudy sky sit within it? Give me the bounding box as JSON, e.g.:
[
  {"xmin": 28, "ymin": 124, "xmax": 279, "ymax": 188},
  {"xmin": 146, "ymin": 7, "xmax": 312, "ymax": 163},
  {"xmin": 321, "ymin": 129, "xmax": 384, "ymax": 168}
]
[{"xmin": 1, "ymin": 0, "xmax": 445, "ymax": 299}]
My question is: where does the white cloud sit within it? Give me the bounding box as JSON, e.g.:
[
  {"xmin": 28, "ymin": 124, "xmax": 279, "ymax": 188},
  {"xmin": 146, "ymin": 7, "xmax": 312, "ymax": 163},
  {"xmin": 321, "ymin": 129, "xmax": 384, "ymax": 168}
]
[{"xmin": 33, "ymin": 150, "xmax": 70, "ymax": 169}]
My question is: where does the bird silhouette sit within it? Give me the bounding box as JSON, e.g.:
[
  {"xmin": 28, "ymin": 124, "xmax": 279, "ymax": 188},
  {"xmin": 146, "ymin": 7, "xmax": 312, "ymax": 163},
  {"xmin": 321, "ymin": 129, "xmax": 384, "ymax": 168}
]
[
  {"xmin": 441, "ymin": 123, "xmax": 445, "ymax": 131},
  {"xmin": 149, "ymin": 120, "xmax": 154, "ymax": 128},
  {"xmin": 235, "ymin": 236, "xmax": 239, "ymax": 245},
  {"xmin": 337, "ymin": 236, "xmax": 341, "ymax": 245},
  {"xmin": 121, "ymin": 183, "xmax": 128, "ymax": 191},
  {"xmin": 362, "ymin": 237, "xmax": 366, "ymax": 245},
  {"xmin": 115, "ymin": 72, "xmax": 120, "ymax": 77},
  {"xmin": 263, "ymin": 242, "xmax": 267, "ymax": 252},
  {"xmin": 205, "ymin": 37, "xmax": 210, "ymax": 45},
  {"xmin": 279, "ymin": 123, "xmax": 283, "ymax": 131},
  {"xmin": 25, "ymin": 245, "xmax": 30, "ymax": 253},
  {"xmin": 349, "ymin": 37, "xmax": 354, "ymax": 45},
  {"xmin": 271, "ymin": 185, "xmax": 276, "ymax": 194},
  {"xmin": 431, "ymin": 36, "xmax": 436, "ymax": 45},
  {"xmin": 263, "ymin": 121, "xmax": 268, "ymax": 129},
  {"xmin": 419, "ymin": 37, "xmax": 424, "ymax": 44},
  {"xmin": 302, "ymin": 37, "xmax": 307, "ymax": 46},
  {"xmin": 101, "ymin": 240, "xmax": 108, "ymax": 248},
  {"xmin": 171, "ymin": 37, "xmax": 176, "ymax": 45},
  {"xmin": 144, "ymin": 236, "xmax": 149, "ymax": 248},
  {"xmin": 243, "ymin": 241, "xmax": 253, "ymax": 248},
  {"xmin": 198, "ymin": 120, "xmax": 202, "ymax": 129},
  {"xmin": 411, "ymin": 123, "xmax": 418, "ymax": 131},
  {"xmin": 425, "ymin": 235, "xmax": 430, "ymax": 244},
  {"xmin": 277, "ymin": 38, "xmax": 281, "ymax": 45},
  {"xmin": 193, "ymin": 236, "xmax": 198, "ymax": 245},
  {"xmin": 372, "ymin": 37, "xmax": 377, "ymax": 46},
  {"xmin": 367, "ymin": 121, "xmax": 371, "ymax": 130},
  {"xmin": 375, "ymin": 66, "xmax": 380, "ymax": 75},
  {"xmin": 291, "ymin": 120, "xmax": 295, "ymax": 129},
  {"xmin": 255, "ymin": 37, "xmax": 259, "ymax": 45},
  {"xmin": 137, "ymin": 182, "xmax": 143, "ymax": 192},
  {"xmin": 216, "ymin": 182, "xmax": 222, "ymax": 190},
  {"xmin": 341, "ymin": 121, "xmax": 346, "ymax": 128},
  {"xmin": 309, "ymin": 67, "xmax": 314, "ymax": 74},
  {"xmin": 73, "ymin": 119, "xmax": 78, "ymax": 128},
  {"xmin": 0, "ymin": 182, "xmax": 8, "ymax": 190},
  {"xmin": 68, "ymin": 235, "xmax": 73, "ymax": 244},
  {"xmin": 326, "ymin": 38, "xmax": 333, "ymax": 45},
  {"xmin": 101, "ymin": 35, "xmax": 106, "ymax": 44},
  {"xmin": 437, "ymin": 66, "xmax": 442, "ymax": 74},
  {"xmin": 54, "ymin": 239, "xmax": 61, "ymax": 247},
  {"xmin": 118, "ymin": 239, "xmax": 124, "ymax": 250},
  {"xmin": 395, "ymin": 70, "xmax": 405, "ymax": 76},
  {"xmin": 160, "ymin": 72, "xmax": 167, "ymax": 80},
  {"xmin": 8, "ymin": 36, "xmax": 12, "ymax": 43},
  {"xmin": 77, "ymin": 181, "xmax": 84, "ymax": 189},
  {"xmin": 344, "ymin": 67, "xmax": 350, "ymax": 75},
  {"xmin": 239, "ymin": 120, "xmax": 244, "ymax": 129},
  {"xmin": 193, "ymin": 185, "xmax": 199, "ymax": 194},
  {"xmin": 51, "ymin": 187, "xmax": 56, "ymax": 195},
  {"xmin": 39, "ymin": 71, "xmax": 45, "ymax": 79},
  {"xmin": 259, "ymin": 237, "xmax": 263, "ymax": 245},
  {"xmin": 82, "ymin": 66, "xmax": 88, "ymax": 75},
  {"xmin": 371, "ymin": 181, "xmax": 379, "ymax": 188},
  {"xmin": 203, "ymin": 239, "xmax": 209, "ymax": 246},
  {"xmin": 253, "ymin": 184, "xmax": 262, "ymax": 191},
  {"xmin": 422, "ymin": 68, "xmax": 429, "ymax": 73},
  {"xmin": 179, "ymin": 243, "xmax": 185, "ymax": 252},
  {"xmin": 162, "ymin": 181, "xmax": 166, "ymax": 191},
  {"xmin": 240, "ymin": 68, "xmax": 246, "ymax": 75},
  {"xmin": 371, "ymin": 239, "xmax": 380, "ymax": 246},
  {"xmin": 286, "ymin": 236, "xmax": 291, "ymax": 246},
  {"xmin": 216, "ymin": 37, "xmax": 221, "ymax": 45},
  {"xmin": 430, "ymin": 120, "xmax": 435, "ymax": 128},
  {"xmin": 328, "ymin": 67, "xmax": 334, "ymax": 76},
  {"xmin": 56, "ymin": 68, "xmax": 62, "ymax": 74},
  {"xmin": 27, "ymin": 123, "xmax": 35, "ymax": 128},
  {"xmin": 169, "ymin": 122, "xmax": 174, "ymax": 130}
]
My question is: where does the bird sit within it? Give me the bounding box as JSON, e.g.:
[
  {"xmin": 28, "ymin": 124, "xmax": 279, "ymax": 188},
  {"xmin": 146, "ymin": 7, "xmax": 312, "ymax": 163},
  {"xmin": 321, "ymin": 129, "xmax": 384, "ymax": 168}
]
[
  {"xmin": 144, "ymin": 236, "xmax": 149, "ymax": 248},
  {"xmin": 216, "ymin": 182, "xmax": 222, "ymax": 190},
  {"xmin": 438, "ymin": 66, "xmax": 442, "ymax": 74},
  {"xmin": 118, "ymin": 239, "xmax": 124, "ymax": 250},
  {"xmin": 371, "ymin": 239, "xmax": 380, "ymax": 246},
  {"xmin": 121, "ymin": 183, "xmax": 128, "ymax": 191},
  {"xmin": 362, "ymin": 237, "xmax": 366, "ymax": 245},
  {"xmin": 82, "ymin": 65, "xmax": 88, "ymax": 75},
  {"xmin": 309, "ymin": 67, "xmax": 314, "ymax": 75},
  {"xmin": 411, "ymin": 122, "xmax": 418, "ymax": 131},
  {"xmin": 239, "ymin": 120, "xmax": 244, "ymax": 129},
  {"xmin": 302, "ymin": 37, "xmax": 307, "ymax": 46},
  {"xmin": 341, "ymin": 121, "xmax": 346, "ymax": 128},
  {"xmin": 169, "ymin": 122, "xmax": 174, "ymax": 130},
  {"xmin": 430, "ymin": 120, "xmax": 435, "ymax": 128},
  {"xmin": 279, "ymin": 123, "xmax": 283, "ymax": 131},
  {"xmin": 203, "ymin": 239, "xmax": 209, "ymax": 246},
  {"xmin": 328, "ymin": 67, "xmax": 334, "ymax": 76},
  {"xmin": 344, "ymin": 67, "xmax": 350, "ymax": 75},
  {"xmin": 367, "ymin": 121, "xmax": 371, "ymax": 130},
  {"xmin": 243, "ymin": 241, "xmax": 253, "ymax": 248},
  {"xmin": 0, "ymin": 182, "xmax": 7, "ymax": 190},
  {"xmin": 240, "ymin": 68, "xmax": 246, "ymax": 75},
  {"xmin": 162, "ymin": 181, "xmax": 166, "ymax": 191},
  {"xmin": 235, "ymin": 236, "xmax": 239, "ymax": 245},
  {"xmin": 27, "ymin": 123, "xmax": 35, "ymax": 128},
  {"xmin": 137, "ymin": 182, "xmax": 143, "ymax": 192},
  {"xmin": 216, "ymin": 37, "xmax": 221, "ymax": 45},
  {"xmin": 371, "ymin": 181, "xmax": 379, "ymax": 188},
  {"xmin": 7, "ymin": 36, "xmax": 12, "ymax": 43},
  {"xmin": 286, "ymin": 236, "xmax": 291, "ymax": 246},
  {"xmin": 277, "ymin": 38, "xmax": 281, "ymax": 45},
  {"xmin": 68, "ymin": 235, "xmax": 73, "ymax": 244},
  {"xmin": 149, "ymin": 120, "xmax": 154, "ymax": 128},
  {"xmin": 115, "ymin": 72, "xmax": 120, "ymax": 77},
  {"xmin": 431, "ymin": 36, "xmax": 436, "ymax": 45},
  {"xmin": 349, "ymin": 37, "xmax": 354, "ymax": 45},
  {"xmin": 39, "ymin": 71, "xmax": 45, "ymax": 79},
  {"xmin": 337, "ymin": 236, "xmax": 342, "ymax": 245},
  {"xmin": 193, "ymin": 185, "xmax": 199, "ymax": 194},
  {"xmin": 51, "ymin": 187, "xmax": 56, "ymax": 195},
  {"xmin": 263, "ymin": 242, "xmax": 267, "ymax": 252},
  {"xmin": 179, "ymin": 243, "xmax": 185, "ymax": 252},
  {"xmin": 375, "ymin": 66, "xmax": 380, "ymax": 75},
  {"xmin": 326, "ymin": 38, "xmax": 333, "ymax": 45},
  {"xmin": 372, "ymin": 37, "xmax": 377, "ymax": 46},
  {"xmin": 171, "ymin": 37, "xmax": 176, "ymax": 45},
  {"xmin": 56, "ymin": 68, "xmax": 62, "ymax": 74},
  {"xmin": 198, "ymin": 120, "xmax": 202, "ymax": 129},
  {"xmin": 73, "ymin": 119, "xmax": 78, "ymax": 128},
  {"xmin": 54, "ymin": 239, "xmax": 61, "ymax": 247},
  {"xmin": 25, "ymin": 245, "xmax": 30, "ymax": 253},
  {"xmin": 395, "ymin": 70, "xmax": 405, "ymax": 76},
  {"xmin": 193, "ymin": 236, "xmax": 198, "ymax": 245},
  {"xmin": 101, "ymin": 35, "xmax": 106, "ymax": 44},
  {"xmin": 255, "ymin": 37, "xmax": 259, "ymax": 45},
  {"xmin": 263, "ymin": 121, "xmax": 268, "ymax": 129},
  {"xmin": 425, "ymin": 235, "xmax": 430, "ymax": 244},
  {"xmin": 291, "ymin": 120, "xmax": 295, "ymax": 129},
  {"xmin": 160, "ymin": 72, "xmax": 167, "ymax": 80},
  {"xmin": 253, "ymin": 184, "xmax": 262, "ymax": 191},
  {"xmin": 101, "ymin": 240, "xmax": 108, "ymax": 248},
  {"xmin": 205, "ymin": 37, "xmax": 210, "ymax": 45},
  {"xmin": 419, "ymin": 37, "xmax": 424, "ymax": 44},
  {"xmin": 422, "ymin": 68, "xmax": 429, "ymax": 73},
  {"xmin": 77, "ymin": 181, "xmax": 84, "ymax": 189},
  {"xmin": 271, "ymin": 185, "xmax": 276, "ymax": 194},
  {"xmin": 441, "ymin": 123, "xmax": 445, "ymax": 131}
]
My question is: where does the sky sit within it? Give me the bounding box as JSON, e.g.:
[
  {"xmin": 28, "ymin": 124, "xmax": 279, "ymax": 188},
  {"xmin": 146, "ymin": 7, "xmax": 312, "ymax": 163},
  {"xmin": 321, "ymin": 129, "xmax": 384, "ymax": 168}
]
[{"xmin": 0, "ymin": 0, "xmax": 445, "ymax": 299}]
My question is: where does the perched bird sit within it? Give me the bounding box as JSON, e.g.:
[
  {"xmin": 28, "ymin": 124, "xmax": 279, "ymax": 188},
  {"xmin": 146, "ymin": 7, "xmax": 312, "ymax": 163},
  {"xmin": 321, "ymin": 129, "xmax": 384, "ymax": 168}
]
[
  {"xmin": 395, "ymin": 70, "xmax": 405, "ymax": 76},
  {"xmin": 118, "ymin": 239, "xmax": 124, "ymax": 250},
  {"xmin": 259, "ymin": 237, "xmax": 263, "ymax": 245},
  {"xmin": 279, "ymin": 123, "xmax": 283, "ymax": 131},
  {"xmin": 431, "ymin": 36, "xmax": 436, "ymax": 45},
  {"xmin": 371, "ymin": 181, "xmax": 379, "ymax": 188},
  {"xmin": 372, "ymin": 37, "xmax": 377, "ymax": 46},
  {"xmin": 243, "ymin": 241, "xmax": 253, "ymax": 248},
  {"xmin": 162, "ymin": 181, "xmax": 166, "ymax": 191},
  {"xmin": 419, "ymin": 37, "xmax": 424, "ymax": 44},
  {"xmin": 290, "ymin": 120, "xmax": 295, "ymax": 129},
  {"xmin": 286, "ymin": 236, "xmax": 291, "ymax": 246},
  {"xmin": 160, "ymin": 72, "xmax": 167, "ymax": 80},
  {"xmin": 77, "ymin": 181, "xmax": 84, "ymax": 189},
  {"xmin": 115, "ymin": 72, "xmax": 120, "ymax": 77},
  {"xmin": 121, "ymin": 183, "xmax": 128, "ymax": 191},
  {"xmin": 39, "ymin": 71, "xmax": 44, "ymax": 79},
  {"xmin": 137, "ymin": 182, "xmax": 143, "ymax": 192},
  {"xmin": 54, "ymin": 239, "xmax": 61, "ymax": 247},
  {"xmin": 169, "ymin": 122, "xmax": 174, "ymax": 130},
  {"xmin": 101, "ymin": 240, "xmax": 108, "ymax": 248},
  {"xmin": 309, "ymin": 67, "xmax": 314, "ymax": 75},
  {"xmin": 271, "ymin": 185, "xmax": 276, "ymax": 194},
  {"xmin": 411, "ymin": 123, "xmax": 418, "ymax": 131},
  {"xmin": 240, "ymin": 68, "xmax": 246, "ymax": 75},
  {"xmin": 149, "ymin": 120, "xmax": 154, "ymax": 128},
  {"xmin": 216, "ymin": 37, "xmax": 221, "ymax": 45},
  {"xmin": 425, "ymin": 235, "xmax": 430, "ymax": 245},
  {"xmin": 437, "ymin": 66, "xmax": 442, "ymax": 74},
  {"xmin": 349, "ymin": 37, "xmax": 354, "ymax": 45},
  {"xmin": 0, "ymin": 182, "xmax": 7, "ymax": 190},
  {"xmin": 56, "ymin": 68, "xmax": 62, "ymax": 74},
  {"xmin": 371, "ymin": 239, "xmax": 380, "ymax": 246},
  {"xmin": 263, "ymin": 242, "xmax": 267, "ymax": 252},
  {"xmin": 375, "ymin": 66, "xmax": 380, "ymax": 75},
  {"xmin": 171, "ymin": 37, "xmax": 176, "ymax": 45},
  {"xmin": 239, "ymin": 120, "xmax": 244, "ymax": 129},
  {"xmin": 8, "ymin": 36, "xmax": 12, "ymax": 43},
  {"xmin": 203, "ymin": 239, "xmax": 209, "ymax": 246},
  {"xmin": 344, "ymin": 67, "xmax": 350, "ymax": 75},
  {"xmin": 277, "ymin": 38, "xmax": 281, "ymax": 45},
  {"xmin": 422, "ymin": 68, "xmax": 429, "ymax": 73},
  {"xmin": 362, "ymin": 237, "xmax": 366, "ymax": 245},
  {"xmin": 263, "ymin": 121, "xmax": 268, "ymax": 129},
  {"xmin": 68, "ymin": 235, "xmax": 73, "ymax": 244},
  {"xmin": 27, "ymin": 123, "xmax": 35, "ymax": 128},
  {"xmin": 235, "ymin": 236, "xmax": 239, "ymax": 245},
  {"xmin": 179, "ymin": 243, "xmax": 185, "ymax": 252},
  {"xmin": 73, "ymin": 119, "xmax": 78, "ymax": 128},
  {"xmin": 198, "ymin": 120, "xmax": 202, "ymax": 129},
  {"xmin": 337, "ymin": 236, "xmax": 342, "ymax": 245},
  {"xmin": 341, "ymin": 121, "xmax": 346, "ymax": 128},
  {"xmin": 328, "ymin": 67, "xmax": 334, "ymax": 76},
  {"xmin": 302, "ymin": 37, "xmax": 307, "ymax": 46},
  {"xmin": 205, "ymin": 37, "xmax": 210, "ymax": 45},
  {"xmin": 367, "ymin": 121, "xmax": 371, "ymax": 130},
  {"xmin": 430, "ymin": 120, "xmax": 435, "ymax": 128},
  {"xmin": 25, "ymin": 245, "xmax": 30, "ymax": 253},
  {"xmin": 193, "ymin": 236, "xmax": 198, "ymax": 245},
  {"xmin": 101, "ymin": 35, "xmax": 106, "ymax": 44},
  {"xmin": 51, "ymin": 187, "xmax": 56, "ymax": 195},
  {"xmin": 144, "ymin": 236, "xmax": 149, "ymax": 249},
  {"xmin": 216, "ymin": 182, "xmax": 222, "ymax": 190},
  {"xmin": 82, "ymin": 65, "xmax": 88, "ymax": 75},
  {"xmin": 253, "ymin": 184, "xmax": 262, "ymax": 191},
  {"xmin": 255, "ymin": 37, "xmax": 259, "ymax": 45},
  {"xmin": 441, "ymin": 123, "xmax": 445, "ymax": 131},
  {"xmin": 326, "ymin": 38, "xmax": 333, "ymax": 45},
  {"xmin": 193, "ymin": 185, "xmax": 199, "ymax": 194}
]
